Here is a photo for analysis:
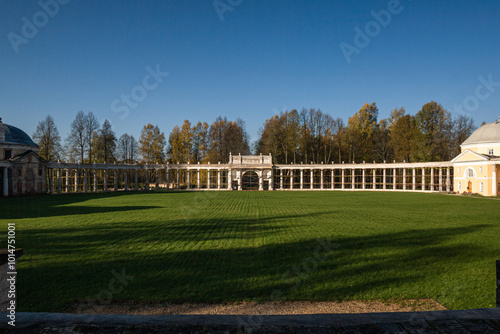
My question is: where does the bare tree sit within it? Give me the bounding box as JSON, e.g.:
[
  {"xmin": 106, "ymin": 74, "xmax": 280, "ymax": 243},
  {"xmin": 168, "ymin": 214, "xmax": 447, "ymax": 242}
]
[
  {"xmin": 451, "ymin": 114, "xmax": 475, "ymax": 157},
  {"xmin": 117, "ymin": 133, "xmax": 138, "ymax": 163},
  {"xmin": 85, "ymin": 112, "xmax": 100, "ymax": 163},
  {"xmin": 32, "ymin": 115, "xmax": 63, "ymax": 161},
  {"xmin": 66, "ymin": 111, "xmax": 87, "ymax": 162}
]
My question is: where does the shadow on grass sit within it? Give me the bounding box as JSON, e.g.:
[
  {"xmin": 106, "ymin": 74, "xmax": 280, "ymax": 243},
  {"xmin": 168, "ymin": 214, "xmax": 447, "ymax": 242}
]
[
  {"xmin": 17, "ymin": 210, "xmax": 337, "ymax": 256},
  {"xmin": 16, "ymin": 223, "xmax": 492, "ymax": 312},
  {"xmin": 1, "ymin": 192, "xmax": 162, "ymax": 219}
]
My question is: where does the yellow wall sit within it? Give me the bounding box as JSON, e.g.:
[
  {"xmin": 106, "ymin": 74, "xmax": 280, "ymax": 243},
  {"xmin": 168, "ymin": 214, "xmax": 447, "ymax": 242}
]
[
  {"xmin": 461, "ymin": 144, "xmax": 500, "ymax": 155},
  {"xmin": 454, "ymin": 164, "xmax": 497, "ymax": 196}
]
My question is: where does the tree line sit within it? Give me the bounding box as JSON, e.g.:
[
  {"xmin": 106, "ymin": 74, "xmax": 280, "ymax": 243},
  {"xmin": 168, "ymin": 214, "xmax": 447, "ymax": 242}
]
[
  {"xmin": 31, "ymin": 101, "xmax": 476, "ymax": 164},
  {"xmin": 256, "ymin": 101, "xmax": 475, "ymax": 164}
]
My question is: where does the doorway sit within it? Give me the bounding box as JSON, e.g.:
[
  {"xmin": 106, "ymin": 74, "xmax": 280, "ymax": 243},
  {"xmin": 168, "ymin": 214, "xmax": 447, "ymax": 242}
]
[{"xmin": 242, "ymin": 171, "xmax": 259, "ymax": 191}]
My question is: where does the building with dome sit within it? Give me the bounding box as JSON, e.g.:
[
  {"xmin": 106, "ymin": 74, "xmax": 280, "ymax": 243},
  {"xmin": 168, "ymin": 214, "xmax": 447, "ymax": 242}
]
[
  {"xmin": 0, "ymin": 118, "xmax": 46, "ymax": 197},
  {"xmin": 1, "ymin": 117, "xmax": 499, "ymax": 198},
  {"xmin": 452, "ymin": 119, "xmax": 500, "ymax": 196}
]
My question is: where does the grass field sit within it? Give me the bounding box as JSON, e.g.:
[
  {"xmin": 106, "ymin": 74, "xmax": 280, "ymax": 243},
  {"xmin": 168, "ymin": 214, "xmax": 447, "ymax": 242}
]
[{"xmin": 1, "ymin": 191, "xmax": 500, "ymax": 312}]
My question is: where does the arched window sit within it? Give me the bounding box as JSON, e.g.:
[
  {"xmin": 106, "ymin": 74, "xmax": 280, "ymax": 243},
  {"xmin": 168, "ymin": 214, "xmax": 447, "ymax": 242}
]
[{"xmin": 464, "ymin": 168, "xmax": 475, "ymax": 178}]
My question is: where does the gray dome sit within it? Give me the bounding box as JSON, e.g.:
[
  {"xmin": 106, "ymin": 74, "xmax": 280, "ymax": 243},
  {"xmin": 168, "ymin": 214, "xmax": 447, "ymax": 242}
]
[
  {"xmin": 462, "ymin": 120, "xmax": 500, "ymax": 146},
  {"xmin": 0, "ymin": 119, "xmax": 38, "ymax": 147}
]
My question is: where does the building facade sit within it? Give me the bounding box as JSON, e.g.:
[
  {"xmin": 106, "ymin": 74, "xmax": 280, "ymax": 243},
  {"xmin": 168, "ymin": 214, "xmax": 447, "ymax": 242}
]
[
  {"xmin": 1, "ymin": 118, "xmax": 499, "ymax": 197},
  {"xmin": 452, "ymin": 120, "xmax": 500, "ymax": 196},
  {"xmin": 0, "ymin": 118, "xmax": 46, "ymax": 197}
]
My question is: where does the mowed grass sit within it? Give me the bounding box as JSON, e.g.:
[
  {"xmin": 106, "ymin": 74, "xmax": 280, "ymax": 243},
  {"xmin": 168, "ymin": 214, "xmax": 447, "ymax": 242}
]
[{"xmin": 1, "ymin": 191, "xmax": 499, "ymax": 312}]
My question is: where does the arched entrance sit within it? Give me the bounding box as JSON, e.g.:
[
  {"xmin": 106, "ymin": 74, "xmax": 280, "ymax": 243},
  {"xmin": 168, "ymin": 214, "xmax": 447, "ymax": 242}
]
[{"xmin": 242, "ymin": 171, "xmax": 259, "ymax": 190}]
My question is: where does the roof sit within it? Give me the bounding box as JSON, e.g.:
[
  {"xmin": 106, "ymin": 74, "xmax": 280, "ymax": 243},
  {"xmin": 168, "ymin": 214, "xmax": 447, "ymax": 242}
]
[
  {"xmin": 9, "ymin": 150, "xmax": 46, "ymax": 163},
  {"xmin": 0, "ymin": 118, "xmax": 38, "ymax": 147},
  {"xmin": 462, "ymin": 120, "xmax": 500, "ymax": 146}
]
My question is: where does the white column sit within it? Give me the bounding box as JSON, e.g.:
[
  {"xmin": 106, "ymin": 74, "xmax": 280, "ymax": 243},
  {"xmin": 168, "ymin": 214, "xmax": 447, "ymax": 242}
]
[
  {"xmin": 352, "ymin": 169, "xmax": 355, "ymax": 189},
  {"xmin": 310, "ymin": 169, "xmax": 314, "ymax": 189},
  {"xmin": 84, "ymin": 169, "xmax": 88, "ymax": 192},
  {"xmin": 430, "ymin": 168, "xmax": 434, "ymax": 191},
  {"xmin": 280, "ymin": 169, "xmax": 283, "ymax": 190},
  {"xmin": 3, "ymin": 167, "xmax": 8, "ymax": 197},
  {"xmin": 320, "ymin": 169, "xmax": 324, "ymax": 190},
  {"xmin": 57, "ymin": 168, "xmax": 62, "ymax": 193},
  {"xmin": 207, "ymin": 169, "xmax": 211, "ymax": 189},
  {"xmin": 439, "ymin": 168, "xmax": 443, "ymax": 191},
  {"xmin": 93, "ymin": 169, "xmax": 97, "ymax": 192},
  {"xmin": 114, "ymin": 170, "xmax": 118, "ymax": 192},
  {"xmin": 156, "ymin": 169, "xmax": 160, "ymax": 190},
  {"xmin": 331, "ymin": 169, "xmax": 335, "ymax": 190},
  {"xmin": 393, "ymin": 168, "xmax": 396, "ymax": 190},
  {"xmin": 197, "ymin": 169, "xmax": 201, "ymax": 190},
  {"xmin": 372, "ymin": 169, "xmax": 376, "ymax": 190},
  {"xmin": 269, "ymin": 169, "xmax": 274, "ymax": 190},
  {"xmin": 176, "ymin": 170, "xmax": 180, "ymax": 190},
  {"xmin": 217, "ymin": 170, "xmax": 221, "ymax": 190},
  {"xmin": 65, "ymin": 169, "xmax": 69, "ymax": 192},
  {"xmin": 74, "ymin": 169, "xmax": 79, "ymax": 192},
  {"xmin": 492, "ymin": 165, "xmax": 497, "ymax": 196},
  {"xmin": 290, "ymin": 170, "xmax": 293, "ymax": 190},
  {"xmin": 382, "ymin": 169, "xmax": 386, "ymax": 190},
  {"xmin": 362, "ymin": 169, "xmax": 366, "ymax": 190},
  {"xmin": 422, "ymin": 168, "xmax": 426, "ymax": 191},
  {"xmin": 446, "ymin": 167, "xmax": 451, "ymax": 192},
  {"xmin": 228, "ymin": 169, "xmax": 232, "ymax": 190},
  {"xmin": 145, "ymin": 168, "xmax": 150, "ymax": 191},
  {"xmin": 258, "ymin": 171, "xmax": 263, "ymax": 191},
  {"xmin": 299, "ymin": 169, "xmax": 303, "ymax": 189},
  {"xmin": 402, "ymin": 169, "xmax": 406, "ymax": 190},
  {"xmin": 341, "ymin": 169, "xmax": 345, "ymax": 190},
  {"xmin": 166, "ymin": 168, "xmax": 170, "ymax": 190},
  {"xmin": 104, "ymin": 169, "xmax": 108, "ymax": 192},
  {"xmin": 238, "ymin": 171, "xmax": 242, "ymax": 191},
  {"xmin": 168, "ymin": 168, "xmax": 172, "ymax": 190},
  {"xmin": 412, "ymin": 168, "xmax": 416, "ymax": 190},
  {"xmin": 187, "ymin": 170, "xmax": 191, "ymax": 190},
  {"xmin": 48, "ymin": 168, "xmax": 54, "ymax": 194}
]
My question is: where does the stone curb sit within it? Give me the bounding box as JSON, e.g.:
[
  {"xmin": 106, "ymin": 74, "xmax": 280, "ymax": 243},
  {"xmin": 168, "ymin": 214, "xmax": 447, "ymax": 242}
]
[{"xmin": 1, "ymin": 308, "xmax": 499, "ymax": 329}]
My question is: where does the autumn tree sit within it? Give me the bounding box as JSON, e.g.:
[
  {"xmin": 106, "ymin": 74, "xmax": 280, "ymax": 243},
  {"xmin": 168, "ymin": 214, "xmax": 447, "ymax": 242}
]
[
  {"xmin": 168, "ymin": 120, "xmax": 194, "ymax": 163},
  {"xmin": 192, "ymin": 121, "xmax": 209, "ymax": 162},
  {"xmin": 387, "ymin": 107, "xmax": 419, "ymax": 162},
  {"xmin": 139, "ymin": 124, "xmax": 166, "ymax": 163},
  {"xmin": 415, "ymin": 101, "xmax": 453, "ymax": 161},
  {"xmin": 32, "ymin": 115, "xmax": 62, "ymax": 161},
  {"xmin": 346, "ymin": 103, "xmax": 378, "ymax": 162}
]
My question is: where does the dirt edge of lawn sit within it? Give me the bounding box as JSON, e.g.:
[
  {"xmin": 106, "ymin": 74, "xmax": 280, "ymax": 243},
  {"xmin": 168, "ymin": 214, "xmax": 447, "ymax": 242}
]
[{"xmin": 64, "ymin": 298, "xmax": 447, "ymax": 315}]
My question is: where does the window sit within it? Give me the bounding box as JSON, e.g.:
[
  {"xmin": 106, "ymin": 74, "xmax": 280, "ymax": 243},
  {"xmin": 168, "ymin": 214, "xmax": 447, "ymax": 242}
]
[
  {"xmin": 4, "ymin": 149, "xmax": 11, "ymax": 160},
  {"xmin": 465, "ymin": 168, "xmax": 475, "ymax": 178},
  {"xmin": 458, "ymin": 182, "xmax": 461, "ymax": 190},
  {"xmin": 489, "ymin": 149, "xmax": 494, "ymax": 155},
  {"xmin": 457, "ymin": 168, "xmax": 460, "ymax": 173},
  {"xmin": 479, "ymin": 167, "xmax": 483, "ymax": 173},
  {"xmin": 480, "ymin": 183, "xmax": 484, "ymax": 192}
]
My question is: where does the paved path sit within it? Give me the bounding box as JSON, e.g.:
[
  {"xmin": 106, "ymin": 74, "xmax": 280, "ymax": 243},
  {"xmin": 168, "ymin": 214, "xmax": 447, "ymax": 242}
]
[{"xmin": 1, "ymin": 308, "xmax": 499, "ymax": 333}]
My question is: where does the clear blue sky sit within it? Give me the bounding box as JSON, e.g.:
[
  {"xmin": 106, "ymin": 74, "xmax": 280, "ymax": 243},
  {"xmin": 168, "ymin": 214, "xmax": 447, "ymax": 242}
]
[{"xmin": 1, "ymin": 0, "xmax": 499, "ymax": 145}]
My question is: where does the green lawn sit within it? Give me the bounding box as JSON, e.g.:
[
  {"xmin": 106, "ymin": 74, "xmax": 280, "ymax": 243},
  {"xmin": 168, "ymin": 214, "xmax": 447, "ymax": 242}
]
[{"xmin": 1, "ymin": 191, "xmax": 499, "ymax": 312}]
